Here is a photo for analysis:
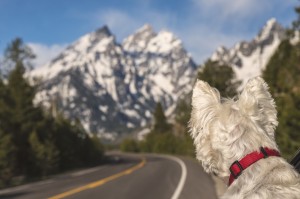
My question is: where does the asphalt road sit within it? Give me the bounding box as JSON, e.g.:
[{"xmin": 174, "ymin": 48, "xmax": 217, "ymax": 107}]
[{"xmin": 0, "ymin": 153, "xmax": 218, "ymax": 199}]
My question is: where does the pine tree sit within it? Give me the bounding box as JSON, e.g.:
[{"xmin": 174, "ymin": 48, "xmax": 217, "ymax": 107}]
[
  {"xmin": 0, "ymin": 133, "xmax": 16, "ymax": 187},
  {"xmin": 152, "ymin": 102, "xmax": 171, "ymax": 134},
  {"xmin": 120, "ymin": 138, "xmax": 140, "ymax": 152},
  {"xmin": 29, "ymin": 131, "xmax": 59, "ymax": 177},
  {"xmin": 0, "ymin": 77, "xmax": 12, "ymax": 136},
  {"xmin": 292, "ymin": 6, "xmax": 300, "ymax": 32},
  {"xmin": 3, "ymin": 38, "xmax": 35, "ymax": 73},
  {"xmin": 50, "ymin": 113, "xmax": 103, "ymax": 170},
  {"xmin": 0, "ymin": 38, "xmax": 105, "ymax": 182},
  {"xmin": 263, "ymin": 40, "xmax": 300, "ymax": 160},
  {"xmin": 198, "ymin": 60, "xmax": 241, "ymax": 98},
  {"xmin": 175, "ymin": 99, "xmax": 191, "ymax": 128},
  {"xmin": 173, "ymin": 99, "xmax": 191, "ymax": 138},
  {"xmin": 3, "ymin": 38, "xmax": 42, "ymax": 175},
  {"xmin": 174, "ymin": 99, "xmax": 195, "ymax": 156}
]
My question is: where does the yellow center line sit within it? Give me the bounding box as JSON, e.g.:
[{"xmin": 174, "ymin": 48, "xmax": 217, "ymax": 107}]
[{"xmin": 48, "ymin": 157, "xmax": 146, "ymax": 199}]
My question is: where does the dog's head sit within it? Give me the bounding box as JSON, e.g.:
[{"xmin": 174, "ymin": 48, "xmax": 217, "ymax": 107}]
[{"xmin": 189, "ymin": 77, "xmax": 279, "ymax": 177}]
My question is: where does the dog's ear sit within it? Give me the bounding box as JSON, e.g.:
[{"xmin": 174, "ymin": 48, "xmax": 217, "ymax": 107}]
[
  {"xmin": 189, "ymin": 80, "xmax": 220, "ymax": 138},
  {"xmin": 189, "ymin": 80, "xmax": 221, "ymax": 174},
  {"xmin": 191, "ymin": 79, "xmax": 220, "ymax": 115},
  {"xmin": 238, "ymin": 77, "xmax": 278, "ymax": 137}
]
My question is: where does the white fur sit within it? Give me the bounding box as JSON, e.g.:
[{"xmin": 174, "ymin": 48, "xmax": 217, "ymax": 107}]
[{"xmin": 189, "ymin": 77, "xmax": 300, "ymax": 199}]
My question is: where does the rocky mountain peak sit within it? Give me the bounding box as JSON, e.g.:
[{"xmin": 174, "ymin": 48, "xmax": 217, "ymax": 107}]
[
  {"xmin": 95, "ymin": 25, "xmax": 112, "ymax": 37},
  {"xmin": 146, "ymin": 30, "xmax": 183, "ymax": 54},
  {"xmin": 255, "ymin": 18, "xmax": 285, "ymax": 42},
  {"xmin": 123, "ymin": 24, "xmax": 156, "ymax": 52},
  {"xmin": 29, "ymin": 24, "xmax": 197, "ymax": 141},
  {"xmin": 210, "ymin": 18, "xmax": 286, "ymax": 83},
  {"xmin": 136, "ymin": 24, "xmax": 155, "ymax": 35}
]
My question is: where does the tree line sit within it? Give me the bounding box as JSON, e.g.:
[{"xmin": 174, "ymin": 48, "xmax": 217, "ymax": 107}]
[
  {"xmin": 120, "ymin": 102, "xmax": 195, "ymax": 156},
  {"xmin": 0, "ymin": 38, "xmax": 104, "ymax": 188}
]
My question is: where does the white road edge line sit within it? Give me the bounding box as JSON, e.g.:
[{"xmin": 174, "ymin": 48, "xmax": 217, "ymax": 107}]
[{"xmin": 163, "ymin": 155, "xmax": 187, "ymax": 199}]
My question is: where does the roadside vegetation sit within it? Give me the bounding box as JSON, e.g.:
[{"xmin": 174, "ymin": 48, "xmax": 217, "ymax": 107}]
[
  {"xmin": 0, "ymin": 38, "xmax": 104, "ymax": 188},
  {"xmin": 121, "ymin": 102, "xmax": 194, "ymax": 156}
]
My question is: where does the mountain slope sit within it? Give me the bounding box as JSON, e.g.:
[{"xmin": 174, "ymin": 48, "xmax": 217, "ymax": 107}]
[
  {"xmin": 211, "ymin": 18, "xmax": 286, "ymax": 82},
  {"xmin": 30, "ymin": 25, "xmax": 197, "ymax": 140},
  {"xmin": 29, "ymin": 19, "xmax": 286, "ymax": 140}
]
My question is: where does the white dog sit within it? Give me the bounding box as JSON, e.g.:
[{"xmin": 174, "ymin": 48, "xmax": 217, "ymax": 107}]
[{"xmin": 189, "ymin": 77, "xmax": 300, "ymax": 199}]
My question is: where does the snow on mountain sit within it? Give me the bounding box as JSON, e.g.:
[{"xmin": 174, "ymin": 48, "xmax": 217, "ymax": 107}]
[
  {"xmin": 211, "ymin": 18, "xmax": 286, "ymax": 83},
  {"xmin": 29, "ymin": 25, "xmax": 197, "ymax": 140},
  {"xmin": 122, "ymin": 24, "xmax": 197, "ymax": 112}
]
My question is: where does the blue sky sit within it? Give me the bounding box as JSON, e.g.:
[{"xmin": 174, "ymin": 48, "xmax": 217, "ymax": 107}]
[{"xmin": 0, "ymin": 0, "xmax": 298, "ymax": 66}]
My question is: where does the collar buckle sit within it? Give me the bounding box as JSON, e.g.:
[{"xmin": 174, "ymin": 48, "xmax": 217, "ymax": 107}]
[
  {"xmin": 260, "ymin": 147, "xmax": 269, "ymax": 158},
  {"xmin": 229, "ymin": 160, "xmax": 243, "ymax": 179},
  {"xmin": 228, "ymin": 147, "xmax": 281, "ymax": 186}
]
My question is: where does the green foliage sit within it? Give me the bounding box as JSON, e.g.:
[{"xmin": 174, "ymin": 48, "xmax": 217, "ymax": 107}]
[
  {"xmin": 0, "ymin": 38, "xmax": 104, "ymax": 188},
  {"xmin": 292, "ymin": 6, "xmax": 300, "ymax": 32},
  {"xmin": 143, "ymin": 133, "xmax": 178, "ymax": 153},
  {"xmin": 89, "ymin": 136, "xmax": 105, "ymax": 157},
  {"xmin": 2, "ymin": 38, "xmax": 41, "ymax": 176},
  {"xmin": 48, "ymin": 114, "xmax": 104, "ymax": 170},
  {"xmin": 174, "ymin": 99, "xmax": 195, "ymax": 156},
  {"xmin": 132, "ymin": 101, "xmax": 195, "ymax": 157},
  {"xmin": 152, "ymin": 102, "xmax": 171, "ymax": 134},
  {"xmin": 142, "ymin": 102, "xmax": 175, "ymax": 153},
  {"xmin": 175, "ymin": 99, "xmax": 191, "ymax": 127},
  {"xmin": 0, "ymin": 134, "xmax": 16, "ymax": 187},
  {"xmin": 263, "ymin": 40, "xmax": 300, "ymax": 160},
  {"xmin": 120, "ymin": 138, "xmax": 140, "ymax": 153},
  {"xmin": 139, "ymin": 132, "xmax": 194, "ymax": 156},
  {"xmin": 29, "ymin": 131, "xmax": 59, "ymax": 177},
  {"xmin": 4, "ymin": 37, "xmax": 35, "ymax": 72},
  {"xmin": 198, "ymin": 60, "xmax": 241, "ymax": 98}
]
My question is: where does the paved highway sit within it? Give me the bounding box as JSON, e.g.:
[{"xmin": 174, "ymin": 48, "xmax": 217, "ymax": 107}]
[{"xmin": 0, "ymin": 153, "xmax": 218, "ymax": 199}]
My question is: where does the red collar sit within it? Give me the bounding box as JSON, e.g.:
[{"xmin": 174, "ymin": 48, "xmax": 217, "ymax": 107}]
[{"xmin": 228, "ymin": 147, "xmax": 280, "ymax": 186}]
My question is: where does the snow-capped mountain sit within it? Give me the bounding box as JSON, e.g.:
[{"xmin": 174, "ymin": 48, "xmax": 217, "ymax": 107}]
[
  {"xmin": 29, "ymin": 25, "xmax": 197, "ymax": 140},
  {"xmin": 211, "ymin": 18, "xmax": 286, "ymax": 82}
]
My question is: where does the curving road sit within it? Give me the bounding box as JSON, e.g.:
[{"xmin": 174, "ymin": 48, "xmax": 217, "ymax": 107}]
[{"xmin": 0, "ymin": 153, "xmax": 218, "ymax": 199}]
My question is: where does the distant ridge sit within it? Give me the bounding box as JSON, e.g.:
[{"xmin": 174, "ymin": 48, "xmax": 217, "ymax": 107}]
[{"xmin": 211, "ymin": 18, "xmax": 286, "ymax": 83}]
